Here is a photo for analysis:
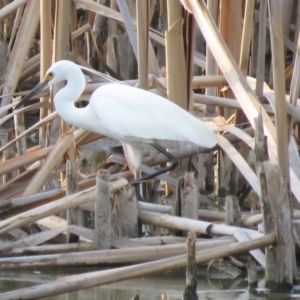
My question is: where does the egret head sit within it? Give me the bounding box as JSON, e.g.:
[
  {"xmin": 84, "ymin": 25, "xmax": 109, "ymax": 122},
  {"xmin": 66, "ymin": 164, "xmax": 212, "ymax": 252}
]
[{"xmin": 13, "ymin": 60, "xmax": 83, "ymax": 110}]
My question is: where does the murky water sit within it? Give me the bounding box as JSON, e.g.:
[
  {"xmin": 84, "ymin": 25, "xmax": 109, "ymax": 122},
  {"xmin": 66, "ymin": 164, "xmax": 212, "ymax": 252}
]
[{"xmin": 1, "ymin": 267, "xmax": 300, "ymax": 299}]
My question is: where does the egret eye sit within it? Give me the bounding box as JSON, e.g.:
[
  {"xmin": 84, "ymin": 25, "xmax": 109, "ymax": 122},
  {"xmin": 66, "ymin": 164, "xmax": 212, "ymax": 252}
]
[{"xmin": 48, "ymin": 72, "xmax": 54, "ymax": 78}]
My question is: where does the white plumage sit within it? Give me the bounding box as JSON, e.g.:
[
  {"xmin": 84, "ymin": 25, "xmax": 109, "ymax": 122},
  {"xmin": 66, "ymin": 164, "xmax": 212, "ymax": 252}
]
[{"xmin": 15, "ymin": 60, "xmax": 217, "ymax": 184}]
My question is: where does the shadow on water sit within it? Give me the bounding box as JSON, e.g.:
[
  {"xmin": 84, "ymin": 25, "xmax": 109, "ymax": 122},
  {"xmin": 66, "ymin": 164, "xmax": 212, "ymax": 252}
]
[{"xmin": 1, "ymin": 266, "xmax": 300, "ymax": 299}]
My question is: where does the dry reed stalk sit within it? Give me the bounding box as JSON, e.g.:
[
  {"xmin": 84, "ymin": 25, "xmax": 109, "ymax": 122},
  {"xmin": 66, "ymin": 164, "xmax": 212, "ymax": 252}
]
[
  {"xmin": 0, "ymin": 233, "xmax": 276, "ymax": 300},
  {"xmin": 116, "ymin": 0, "xmax": 138, "ymax": 59},
  {"xmin": 255, "ymin": 0, "xmax": 267, "ymax": 97},
  {"xmin": 0, "ymin": 226, "xmax": 68, "ymax": 253},
  {"xmin": 180, "ymin": 0, "xmax": 300, "ymax": 201},
  {"xmin": 74, "ymin": 0, "xmax": 126, "ymax": 27},
  {"xmin": 0, "ymin": 100, "xmax": 48, "ymax": 127},
  {"xmin": 7, "ymin": 2, "xmax": 25, "ymax": 51},
  {"xmin": 219, "ymin": 0, "xmax": 242, "ymax": 63},
  {"xmin": 193, "ymin": 74, "xmax": 229, "ymax": 86},
  {"xmin": 294, "ymin": 3, "xmax": 300, "ymax": 49},
  {"xmin": 195, "ymin": 93, "xmax": 282, "ymax": 116},
  {"xmin": 268, "ymin": 0, "xmax": 290, "ymax": 182},
  {"xmin": 0, "ymin": 168, "xmax": 37, "ymax": 200},
  {"xmin": 0, "ymin": 187, "xmax": 63, "ymax": 214},
  {"xmin": 166, "ymin": 0, "xmax": 187, "ymax": 109},
  {"xmin": 219, "ymin": 0, "xmax": 242, "ymax": 122},
  {"xmin": 72, "ymin": 23, "xmax": 91, "ymax": 39},
  {"xmin": 0, "ymin": 238, "xmax": 238, "ymax": 269},
  {"xmin": 239, "ymin": 0, "xmax": 255, "ymax": 76},
  {"xmin": 12, "ymin": 98, "xmax": 26, "ymax": 165},
  {"xmin": 138, "ymin": 210, "xmax": 262, "ymax": 239},
  {"xmin": 288, "ymin": 30, "xmax": 300, "ymax": 137},
  {"xmin": 136, "ymin": 0, "xmax": 149, "ymax": 89},
  {"xmin": 4, "ymin": 242, "xmax": 94, "ymax": 256},
  {"xmin": 233, "ymin": 230, "xmax": 265, "ymax": 268},
  {"xmin": 1, "ymin": 0, "xmax": 40, "ymax": 111},
  {"xmin": 133, "ymin": 235, "xmax": 236, "ymax": 246},
  {"xmin": 48, "ymin": 0, "xmax": 70, "ymax": 148},
  {"xmin": 0, "ymin": 110, "xmax": 57, "ymax": 153},
  {"xmin": 0, "ymin": 178, "xmax": 127, "ymax": 236},
  {"xmin": 0, "ymin": 147, "xmax": 52, "ymax": 177},
  {"xmin": 39, "ymin": 0, "xmax": 52, "ymax": 147},
  {"xmin": 0, "ymin": 171, "xmax": 131, "ymax": 218},
  {"xmin": 81, "ymin": 74, "xmax": 228, "ymax": 95},
  {"xmin": 138, "ymin": 201, "xmax": 172, "ymax": 214},
  {"xmin": 280, "ymin": 0, "xmax": 293, "ymax": 46},
  {"xmin": 216, "ymin": 135, "xmax": 259, "ymax": 194},
  {"xmin": 23, "ymin": 53, "xmax": 41, "ymax": 70},
  {"xmin": 265, "ymin": 21, "xmax": 296, "ymax": 55},
  {"xmin": 18, "ymin": 61, "xmax": 40, "ymax": 82},
  {"xmin": 205, "ymin": 0, "xmax": 218, "ymax": 114},
  {"xmin": 0, "ymin": 0, "xmax": 26, "ymax": 20},
  {"xmin": 23, "ymin": 130, "xmax": 75, "ymax": 196}
]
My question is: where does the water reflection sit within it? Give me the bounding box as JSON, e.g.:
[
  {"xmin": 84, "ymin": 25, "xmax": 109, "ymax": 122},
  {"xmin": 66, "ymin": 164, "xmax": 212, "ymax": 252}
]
[{"xmin": 1, "ymin": 267, "xmax": 300, "ymax": 299}]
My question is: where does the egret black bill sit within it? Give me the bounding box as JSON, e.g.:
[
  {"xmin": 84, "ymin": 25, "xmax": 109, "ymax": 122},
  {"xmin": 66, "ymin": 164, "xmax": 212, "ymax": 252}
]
[{"xmin": 13, "ymin": 79, "xmax": 49, "ymax": 111}]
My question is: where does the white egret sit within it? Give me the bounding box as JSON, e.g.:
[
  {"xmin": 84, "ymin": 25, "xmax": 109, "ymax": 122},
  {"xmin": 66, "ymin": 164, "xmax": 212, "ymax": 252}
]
[{"xmin": 14, "ymin": 60, "xmax": 217, "ymax": 197}]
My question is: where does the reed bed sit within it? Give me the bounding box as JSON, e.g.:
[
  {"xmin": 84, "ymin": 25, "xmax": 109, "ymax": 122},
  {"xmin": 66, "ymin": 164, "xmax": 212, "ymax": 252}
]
[{"xmin": 0, "ymin": 0, "xmax": 299, "ymax": 298}]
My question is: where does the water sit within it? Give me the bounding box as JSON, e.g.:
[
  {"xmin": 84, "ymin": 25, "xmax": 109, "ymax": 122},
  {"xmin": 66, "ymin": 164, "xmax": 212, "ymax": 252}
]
[{"xmin": 1, "ymin": 267, "xmax": 300, "ymax": 299}]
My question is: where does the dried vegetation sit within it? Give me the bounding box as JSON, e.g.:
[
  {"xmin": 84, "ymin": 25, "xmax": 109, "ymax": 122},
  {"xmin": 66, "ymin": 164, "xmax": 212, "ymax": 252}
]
[{"xmin": 0, "ymin": 0, "xmax": 299, "ymax": 298}]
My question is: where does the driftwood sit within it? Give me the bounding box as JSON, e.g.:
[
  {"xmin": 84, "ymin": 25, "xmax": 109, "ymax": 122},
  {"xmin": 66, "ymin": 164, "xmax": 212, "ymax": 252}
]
[
  {"xmin": 0, "ymin": 179, "xmax": 128, "ymax": 236},
  {"xmin": 0, "ymin": 233, "xmax": 276, "ymax": 300},
  {"xmin": 138, "ymin": 210, "xmax": 263, "ymax": 238},
  {"xmin": 0, "ymin": 237, "xmax": 239, "ymax": 269}
]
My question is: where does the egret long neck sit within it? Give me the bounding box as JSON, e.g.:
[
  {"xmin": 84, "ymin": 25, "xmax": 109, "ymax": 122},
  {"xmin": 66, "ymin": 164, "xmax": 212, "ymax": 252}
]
[{"xmin": 53, "ymin": 75, "xmax": 86, "ymax": 126}]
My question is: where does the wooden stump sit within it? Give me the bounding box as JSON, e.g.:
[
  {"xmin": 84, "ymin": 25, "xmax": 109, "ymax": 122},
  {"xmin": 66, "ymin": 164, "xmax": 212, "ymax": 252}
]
[
  {"xmin": 225, "ymin": 195, "xmax": 241, "ymax": 226},
  {"xmin": 112, "ymin": 185, "xmax": 139, "ymax": 238},
  {"xmin": 95, "ymin": 170, "xmax": 111, "ymax": 250},
  {"xmin": 254, "ymin": 114, "xmax": 296, "ymax": 290},
  {"xmin": 183, "ymin": 231, "xmax": 198, "ymax": 300},
  {"xmin": 66, "ymin": 160, "xmax": 82, "ymax": 243},
  {"xmin": 247, "ymin": 259, "xmax": 258, "ymax": 289},
  {"xmin": 182, "ymin": 173, "xmax": 199, "ymax": 220}
]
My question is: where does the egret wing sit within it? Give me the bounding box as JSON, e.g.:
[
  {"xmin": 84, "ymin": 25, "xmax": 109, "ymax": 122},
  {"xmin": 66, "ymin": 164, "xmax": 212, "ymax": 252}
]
[{"xmin": 91, "ymin": 84, "xmax": 216, "ymax": 148}]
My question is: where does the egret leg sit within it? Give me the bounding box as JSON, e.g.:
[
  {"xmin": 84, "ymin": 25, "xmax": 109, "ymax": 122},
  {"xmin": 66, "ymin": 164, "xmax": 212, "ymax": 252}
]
[
  {"xmin": 123, "ymin": 143, "xmax": 144, "ymax": 200},
  {"xmin": 131, "ymin": 143, "xmax": 179, "ymax": 185}
]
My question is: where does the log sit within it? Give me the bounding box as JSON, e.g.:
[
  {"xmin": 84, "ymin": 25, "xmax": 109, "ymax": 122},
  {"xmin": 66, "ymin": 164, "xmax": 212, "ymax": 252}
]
[
  {"xmin": 2, "ymin": 242, "xmax": 93, "ymax": 256},
  {"xmin": 0, "ymin": 233, "xmax": 276, "ymax": 299},
  {"xmin": 131, "ymin": 235, "xmax": 236, "ymax": 246},
  {"xmin": 138, "ymin": 210, "xmax": 263, "ymax": 238},
  {"xmin": 0, "ymin": 238, "xmax": 238, "ymax": 269},
  {"xmin": 0, "ymin": 179, "xmax": 127, "ymax": 236}
]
